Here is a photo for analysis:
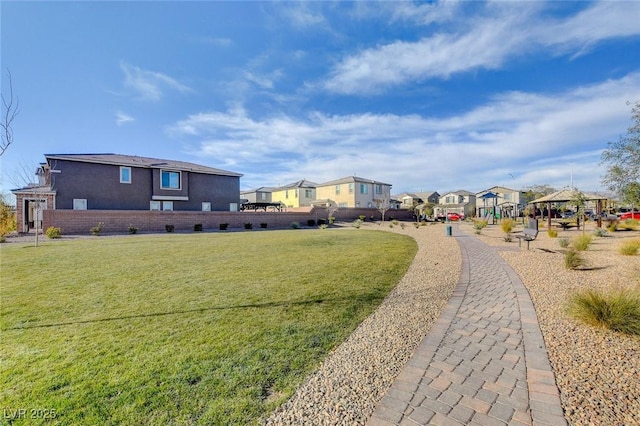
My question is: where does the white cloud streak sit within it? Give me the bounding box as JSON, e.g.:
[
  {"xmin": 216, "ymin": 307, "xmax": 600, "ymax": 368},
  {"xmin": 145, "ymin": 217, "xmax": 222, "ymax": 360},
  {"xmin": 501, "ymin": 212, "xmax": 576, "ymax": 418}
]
[
  {"xmin": 324, "ymin": 1, "xmax": 640, "ymax": 94},
  {"xmin": 171, "ymin": 73, "xmax": 640, "ymax": 193},
  {"xmin": 120, "ymin": 61, "xmax": 192, "ymax": 102},
  {"xmin": 115, "ymin": 111, "xmax": 135, "ymax": 126}
]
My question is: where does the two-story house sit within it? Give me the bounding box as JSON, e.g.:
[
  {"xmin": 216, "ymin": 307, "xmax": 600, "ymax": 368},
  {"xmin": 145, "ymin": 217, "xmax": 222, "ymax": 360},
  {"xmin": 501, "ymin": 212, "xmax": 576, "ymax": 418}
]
[
  {"xmin": 270, "ymin": 180, "xmax": 318, "ymax": 208},
  {"xmin": 434, "ymin": 190, "xmax": 476, "ymax": 219},
  {"xmin": 240, "ymin": 187, "xmax": 274, "ymax": 204},
  {"xmin": 394, "ymin": 191, "xmax": 440, "ymax": 209},
  {"xmin": 476, "ymin": 186, "xmax": 527, "ymax": 220},
  {"xmin": 12, "ymin": 153, "xmax": 243, "ymax": 233},
  {"xmin": 315, "ymin": 176, "xmax": 392, "ymax": 208}
]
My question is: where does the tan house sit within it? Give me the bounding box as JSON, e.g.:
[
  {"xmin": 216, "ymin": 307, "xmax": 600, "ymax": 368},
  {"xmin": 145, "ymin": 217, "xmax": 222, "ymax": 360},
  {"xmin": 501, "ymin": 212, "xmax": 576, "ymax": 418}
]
[
  {"xmin": 270, "ymin": 180, "xmax": 318, "ymax": 208},
  {"xmin": 394, "ymin": 191, "xmax": 440, "ymax": 208},
  {"xmin": 434, "ymin": 190, "xmax": 476, "ymax": 219},
  {"xmin": 475, "ymin": 186, "xmax": 527, "ymax": 220},
  {"xmin": 315, "ymin": 176, "xmax": 392, "ymax": 208}
]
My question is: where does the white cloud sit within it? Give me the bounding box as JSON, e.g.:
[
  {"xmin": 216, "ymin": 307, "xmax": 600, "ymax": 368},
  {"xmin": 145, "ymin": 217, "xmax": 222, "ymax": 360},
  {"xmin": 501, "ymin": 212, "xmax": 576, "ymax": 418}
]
[
  {"xmin": 173, "ymin": 73, "xmax": 640, "ymax": 193},
  {"xmin": 323, "ymin": 2, "xmax": 640, "ymax": 95},
  {"xmin": 120, "ymin": 61, "xmax": 192, "ymax": 102},
  {"xmin": 115, "ymin": 111, "xmax": 135, "ymax": 126}
]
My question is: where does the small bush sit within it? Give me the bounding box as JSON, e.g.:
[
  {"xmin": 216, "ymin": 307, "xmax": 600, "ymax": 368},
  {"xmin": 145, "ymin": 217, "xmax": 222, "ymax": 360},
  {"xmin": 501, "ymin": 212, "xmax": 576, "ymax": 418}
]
[
  {"xmin": 358, "ymin": 215, "xmax": 366, "ymax": 221},
  {"xmin": 128, "ymin": 225, "xmax": 138, "ymax": 234},
  {"xmin": 317, "ymin": 219, "xmax": 327, "ymax": 226},
  {"xmin": 260, "ymin": 223, "xmax": 268, "ymax": 229},
  {"xmin": 307, "ymin": 219, "xmax": 316, "ymax": 227},
  {"xmin": 500, "ymin": 218, "xmax": 515, "ymax": 234},
  {"xmin": 565, "ymin": 248, "xmax": 587, "ymax": 270},
  {"xmin": 558, "ymin": 237, "xmax": 570, "ymax": 248},
  {"xmin": 607, "ymin": 220, "xmax": 618, "ymax": 232},
  {"xmin": 290, "ymin": 222, "xmax": 300, "ymax": 229},
  {"xmin": 619, "ymin": 239, "xmax": 640, "ymax": 256},
  {"xmin": 90, "ymin": 222, "xmax": 104, "ymax": 236},
  {"xmin": 194, "ymin": 224, "xmax": 203, "ymax": 232},
  {"xmin": 568, "ymin": 289, "xmax": 640, "ymax": 335},
  {"xmin": 503, "ymin": 234, "xmax": 513, "ymax": 242},
  {"xmin": 593, "ymin": 227, "xmax": 608, "ymax": 237},
  {"xmin": 620, "ymin": 219, "xmax": 638, "ymax": 231},
  {"xmin": 45, "ymin": 226, "xmax": 62, "ymax": 239},
  {"xmin": 473, "ymin": 220, "xmax": 487, "ymax": 231},
  {"xmin": 547, "ymin": 229, "xmax": 558, "ymax": 238},
  {"xmin": 319, "ymin": 224, "xmax": 328, "ymax": 230},
  {"xmin": 165, "ymin": 224, "xmax": 175, "ymax": 233},
  {"xmin": 244, "ymin": 223, "xmax": 253, "ymax": 230},
  {"xmin": 328, "ymin": 216, "xmax": 335, "ymax": 224},
  {"xmin": 353, "ymin": 219, "xmax": 362, "ymax": 229},
  {"xmin": 573, "ymin": 234, "xmax": 593, "ymax": 251},
  {"xmin": 413, "ymin": 222, "xmax": 420, "ymax": 229},
  {"xmin": 392, "ymin": 220, "xmax": 399, "ymax": 226}
]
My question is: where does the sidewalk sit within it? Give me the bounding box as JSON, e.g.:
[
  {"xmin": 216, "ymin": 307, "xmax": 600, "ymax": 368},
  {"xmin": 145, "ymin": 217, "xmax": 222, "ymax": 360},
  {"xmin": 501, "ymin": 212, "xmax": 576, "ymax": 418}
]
[{"xmin": 368, "ymin": 225, "xmax": 567, "ymax": 425}]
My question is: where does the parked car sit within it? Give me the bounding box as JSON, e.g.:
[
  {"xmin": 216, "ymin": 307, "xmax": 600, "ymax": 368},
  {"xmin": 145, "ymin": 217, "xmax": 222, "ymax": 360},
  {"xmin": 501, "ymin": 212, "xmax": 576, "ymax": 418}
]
[
  {"xmin": 619, "ymin": 211, "xmax": 640, "ymax": 220},
  {"xmin": 560, "ymin": 211, "xmax": 575, "ymax": 219},
  {"xmin": 447, "ymin": 212, "xmax": 463, "ymax": 221}
]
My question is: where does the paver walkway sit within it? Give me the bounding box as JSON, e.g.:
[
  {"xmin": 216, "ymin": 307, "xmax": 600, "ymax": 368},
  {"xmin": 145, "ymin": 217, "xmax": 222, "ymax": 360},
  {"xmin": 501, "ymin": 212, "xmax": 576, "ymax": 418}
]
[{"xmin": 368, "ymin": 226, "xmax": 567, "ymax": 425}]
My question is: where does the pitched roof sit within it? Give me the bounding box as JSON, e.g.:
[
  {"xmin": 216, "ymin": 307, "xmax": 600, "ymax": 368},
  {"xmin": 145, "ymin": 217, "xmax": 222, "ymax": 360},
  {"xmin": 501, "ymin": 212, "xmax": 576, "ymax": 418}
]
[
  {"xmin": 273, "ymin": 179, "xmax": 318, "ymax": 190},
  {"xmin": 45, "ymin": 153, "xmax": 242, "ymax": 177},
  {"xmin": 318, "ymin": 175, "xmax": 391, "ymax": 187}
]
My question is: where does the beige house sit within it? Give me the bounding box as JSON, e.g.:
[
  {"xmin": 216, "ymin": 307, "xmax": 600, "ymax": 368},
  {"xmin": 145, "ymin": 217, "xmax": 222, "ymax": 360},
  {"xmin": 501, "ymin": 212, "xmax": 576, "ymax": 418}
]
[
  {"xmin": 270, "ymin": 180, "xmax": 318, "ymax": 208},
  {"xmin": 434, "ymin": 190, "xmax": 476, "ymax": 219},
  {"xmin": 475, "ymin": 186, "xmax": 527, "ymax": 220},
  {"xmin": 315, "ymin": 176, "xmax": 392, "ymax": 208}
]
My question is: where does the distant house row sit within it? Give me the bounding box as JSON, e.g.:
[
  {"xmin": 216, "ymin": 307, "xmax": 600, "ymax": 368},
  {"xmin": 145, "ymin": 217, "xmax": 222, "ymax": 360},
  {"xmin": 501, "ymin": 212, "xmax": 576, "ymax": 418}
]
[{"xmin": 12, "ymin": 153, "xmax": 529, "ymax": 233}]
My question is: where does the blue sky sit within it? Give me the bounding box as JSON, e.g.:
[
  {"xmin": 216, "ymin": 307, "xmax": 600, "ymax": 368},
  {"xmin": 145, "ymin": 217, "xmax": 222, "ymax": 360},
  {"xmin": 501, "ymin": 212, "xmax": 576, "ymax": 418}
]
[{"xmin": 2, "ymin": 1, "xmax": 640, "ymax": 196}]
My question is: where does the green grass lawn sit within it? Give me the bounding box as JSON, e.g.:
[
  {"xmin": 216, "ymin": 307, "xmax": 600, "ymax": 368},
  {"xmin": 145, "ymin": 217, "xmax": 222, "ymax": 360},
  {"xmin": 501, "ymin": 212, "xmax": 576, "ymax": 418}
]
[{"xmin": 1, "ymin": 229, "xmax": 416, "ymax": 425}]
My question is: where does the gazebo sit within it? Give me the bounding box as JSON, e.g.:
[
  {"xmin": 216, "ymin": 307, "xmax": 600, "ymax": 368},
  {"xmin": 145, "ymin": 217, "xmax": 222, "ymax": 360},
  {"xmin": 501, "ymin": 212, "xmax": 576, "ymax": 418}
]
[{"xmin": 529, "ymin": 189, "xmax": 610, "ymax": 229}]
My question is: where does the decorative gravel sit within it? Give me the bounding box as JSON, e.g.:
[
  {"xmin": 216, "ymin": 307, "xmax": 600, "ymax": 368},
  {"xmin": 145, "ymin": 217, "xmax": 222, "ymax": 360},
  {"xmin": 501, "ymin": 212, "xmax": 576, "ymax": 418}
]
[
  {"xmin": 463, "ymin": 221, "xmax": 640, "ymax": 426},
  {"xmin": 265, "ymin": 221, "xmax": 639, "ymax": 425},
  {"xmin": 264, "ymin": 223, "xmax": 461, "ymax": 425}
]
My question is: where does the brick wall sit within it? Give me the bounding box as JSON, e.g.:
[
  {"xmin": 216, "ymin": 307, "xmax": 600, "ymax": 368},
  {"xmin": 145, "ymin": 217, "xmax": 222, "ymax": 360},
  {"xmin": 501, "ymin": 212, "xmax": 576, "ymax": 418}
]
[{"xmin": 43, "ymin": 207, "xmax": 413, "ymax": 234}]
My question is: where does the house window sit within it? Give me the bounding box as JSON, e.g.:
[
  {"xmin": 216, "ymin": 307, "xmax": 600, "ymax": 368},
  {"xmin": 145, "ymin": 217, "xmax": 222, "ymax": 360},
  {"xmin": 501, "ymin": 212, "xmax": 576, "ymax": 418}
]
[
  {"xmin": 339, "ymin": 202, "xmax": 348, "ymax": 208},
  {"xmin": 504, "ymin": 193, "xmax": 512, "ymax": 201},
  {"xmin": 360, "ymin": 184, "xmax": 368, "ymax": 194},
  {"xmin": 162, "ymin": 201, "xmax": 173, "ymax": 211},
  {"xmin": 120, "ymin": 166, "xmax": 131, "ymax": 184},
  {"xmin": 305, "ymin": 189, "xmax": 313, "ymax": 198},
  {"xmin": 150, "ymin": 201, "xmax": 161, "ymax": 211},
  {"xmin": 202, "ymin": 202, "xmax": 211, "ymax": 211},
  {"xmin": 335, "ymin": 185, "xmax": 341, "ymax": 195},
  {"xmin": 229, "ymin": 203, "xmax": 238, "ymax": 212},
  {"xmin": 285, "ymin": 190, "xmax": 289, "ymax": 199},
  {"xmin": 375, "ymin": 184, "xmax": 382, "ymax": 194},
  {"xmin": 260, "ymin": 193, "xmax": 267, "ymax": 201},
  {"xmin": 348, "ymin": 183, "xmax": 354, "ymax": 194},
  {"xmin": 161, "ymin": 170, "xmax": 181, "ymax": 190},
  {"xmin": 73, "ymin": 199, "xmax": 87, "ymax": 210}
]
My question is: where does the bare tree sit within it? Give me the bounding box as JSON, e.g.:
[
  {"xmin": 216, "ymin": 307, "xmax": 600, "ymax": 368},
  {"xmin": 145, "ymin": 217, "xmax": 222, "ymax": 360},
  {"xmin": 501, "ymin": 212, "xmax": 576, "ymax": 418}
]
[
  {"xmin": 374, "ymin": 198, "xmax": 391, "ymax": 222},
  {"xmin": 1, "ymin": 70, "xmax": 19, "ymax": 156},
  {"xmin": 326, "ymin": 202, "xmax": 339, "ymax": 225}
]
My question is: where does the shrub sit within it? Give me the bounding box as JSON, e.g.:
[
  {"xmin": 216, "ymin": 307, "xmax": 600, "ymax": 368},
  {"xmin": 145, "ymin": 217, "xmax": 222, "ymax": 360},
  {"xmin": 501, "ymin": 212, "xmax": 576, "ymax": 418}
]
[
  {"xmin": 260, "ymin": 223, "xmax": 268, "ymax": 229},
  {"xmin": 568, "ymin": 289, "xmax": 640, "ymax": 335},
  {"xmin": 128, "ymin": 225, "xmax": 138, "ymax": 234},
  {"xmin": 45, "ymin": 226, "xmax": 62, "ymax": 239},
  {"xmin": 194, "ymin": 224, "xmax": 203, "ymax": 232},
  {"xmin": 607, "ymin": 219, "xmax": 618, "ymax": 232},
  {"xmin": 503, "ymin": 234, "xmax": 513, "ymax": 242},
  {"xmin": 319, "ymin": 224, "xmax": 328, "ymax": 230},
  {"xmin": 219, "ymin": 223, "xmax": 228, "ymax": 230},
  {"xmin": 413, "ymin": 222, "xmax": 420, "ymax": 229},
  {"xmin": 558, "ymin": 237, "xmax": 570, "ymax": 248},
  {"xmin": 244, "ymin": 223, "xmax": 253, "ymax": 230},
  {"xmin": 358, "ymin": 215, "xmax": 366, "ymax": 221},
  {"xmin": 619, "ymin": 239, "xmax": 640, "ymax": 256},
  {"xmin": 473, "ymin": 219, "xmax": 487, "ymax": 231},
  {"xmin": 392, "ymin": 220, "xmax": 399, "ymax": 226},
  {"xmin": 317, "ymin": 219, "xmax": 327, "ymax": 226},
  {"xmin": 573, "ymin": 234, "xmax": 593, "ymax": 251},
  {"xmin": 353, "ymin": 219, "xmax": 362, "ymax": 229},
  {"xmin": 547, "ymin": 229, "xmax": 558, "ymax": 238},
  {"xmin": 593, "ymin": 227, "xmax": 608, "ymax": 237},
  {"xmin": 165, "ymin": 224, "xmax": 175, "ymax": 233},
  {"xmin": 500, "ymin": 218, "xmax": 515, "ymax": 234},
  {"xmin": 90, "ymin": 222, "xmax": 104, "ymax": 236},
  {"xmin": 307, "ymin": 219, "xmax": 316, "ymax": 227},
  {"xmin": 290, "ymin": 222, "xmax": 300, "ymax": 229},
  {"xmin": 400, "ymin": 222, "xmax": 406, "ymax": 229},
  {"xmin": 328, "ymin": 216, "xmax": 335, "ymax": 224},
  {"xmin": 565, "ymin": 248, "xmax": 587, "ymax": 270},
  {"xmin": 620, "ymin": 219, "xmax": 638, "ymax": 231}
]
